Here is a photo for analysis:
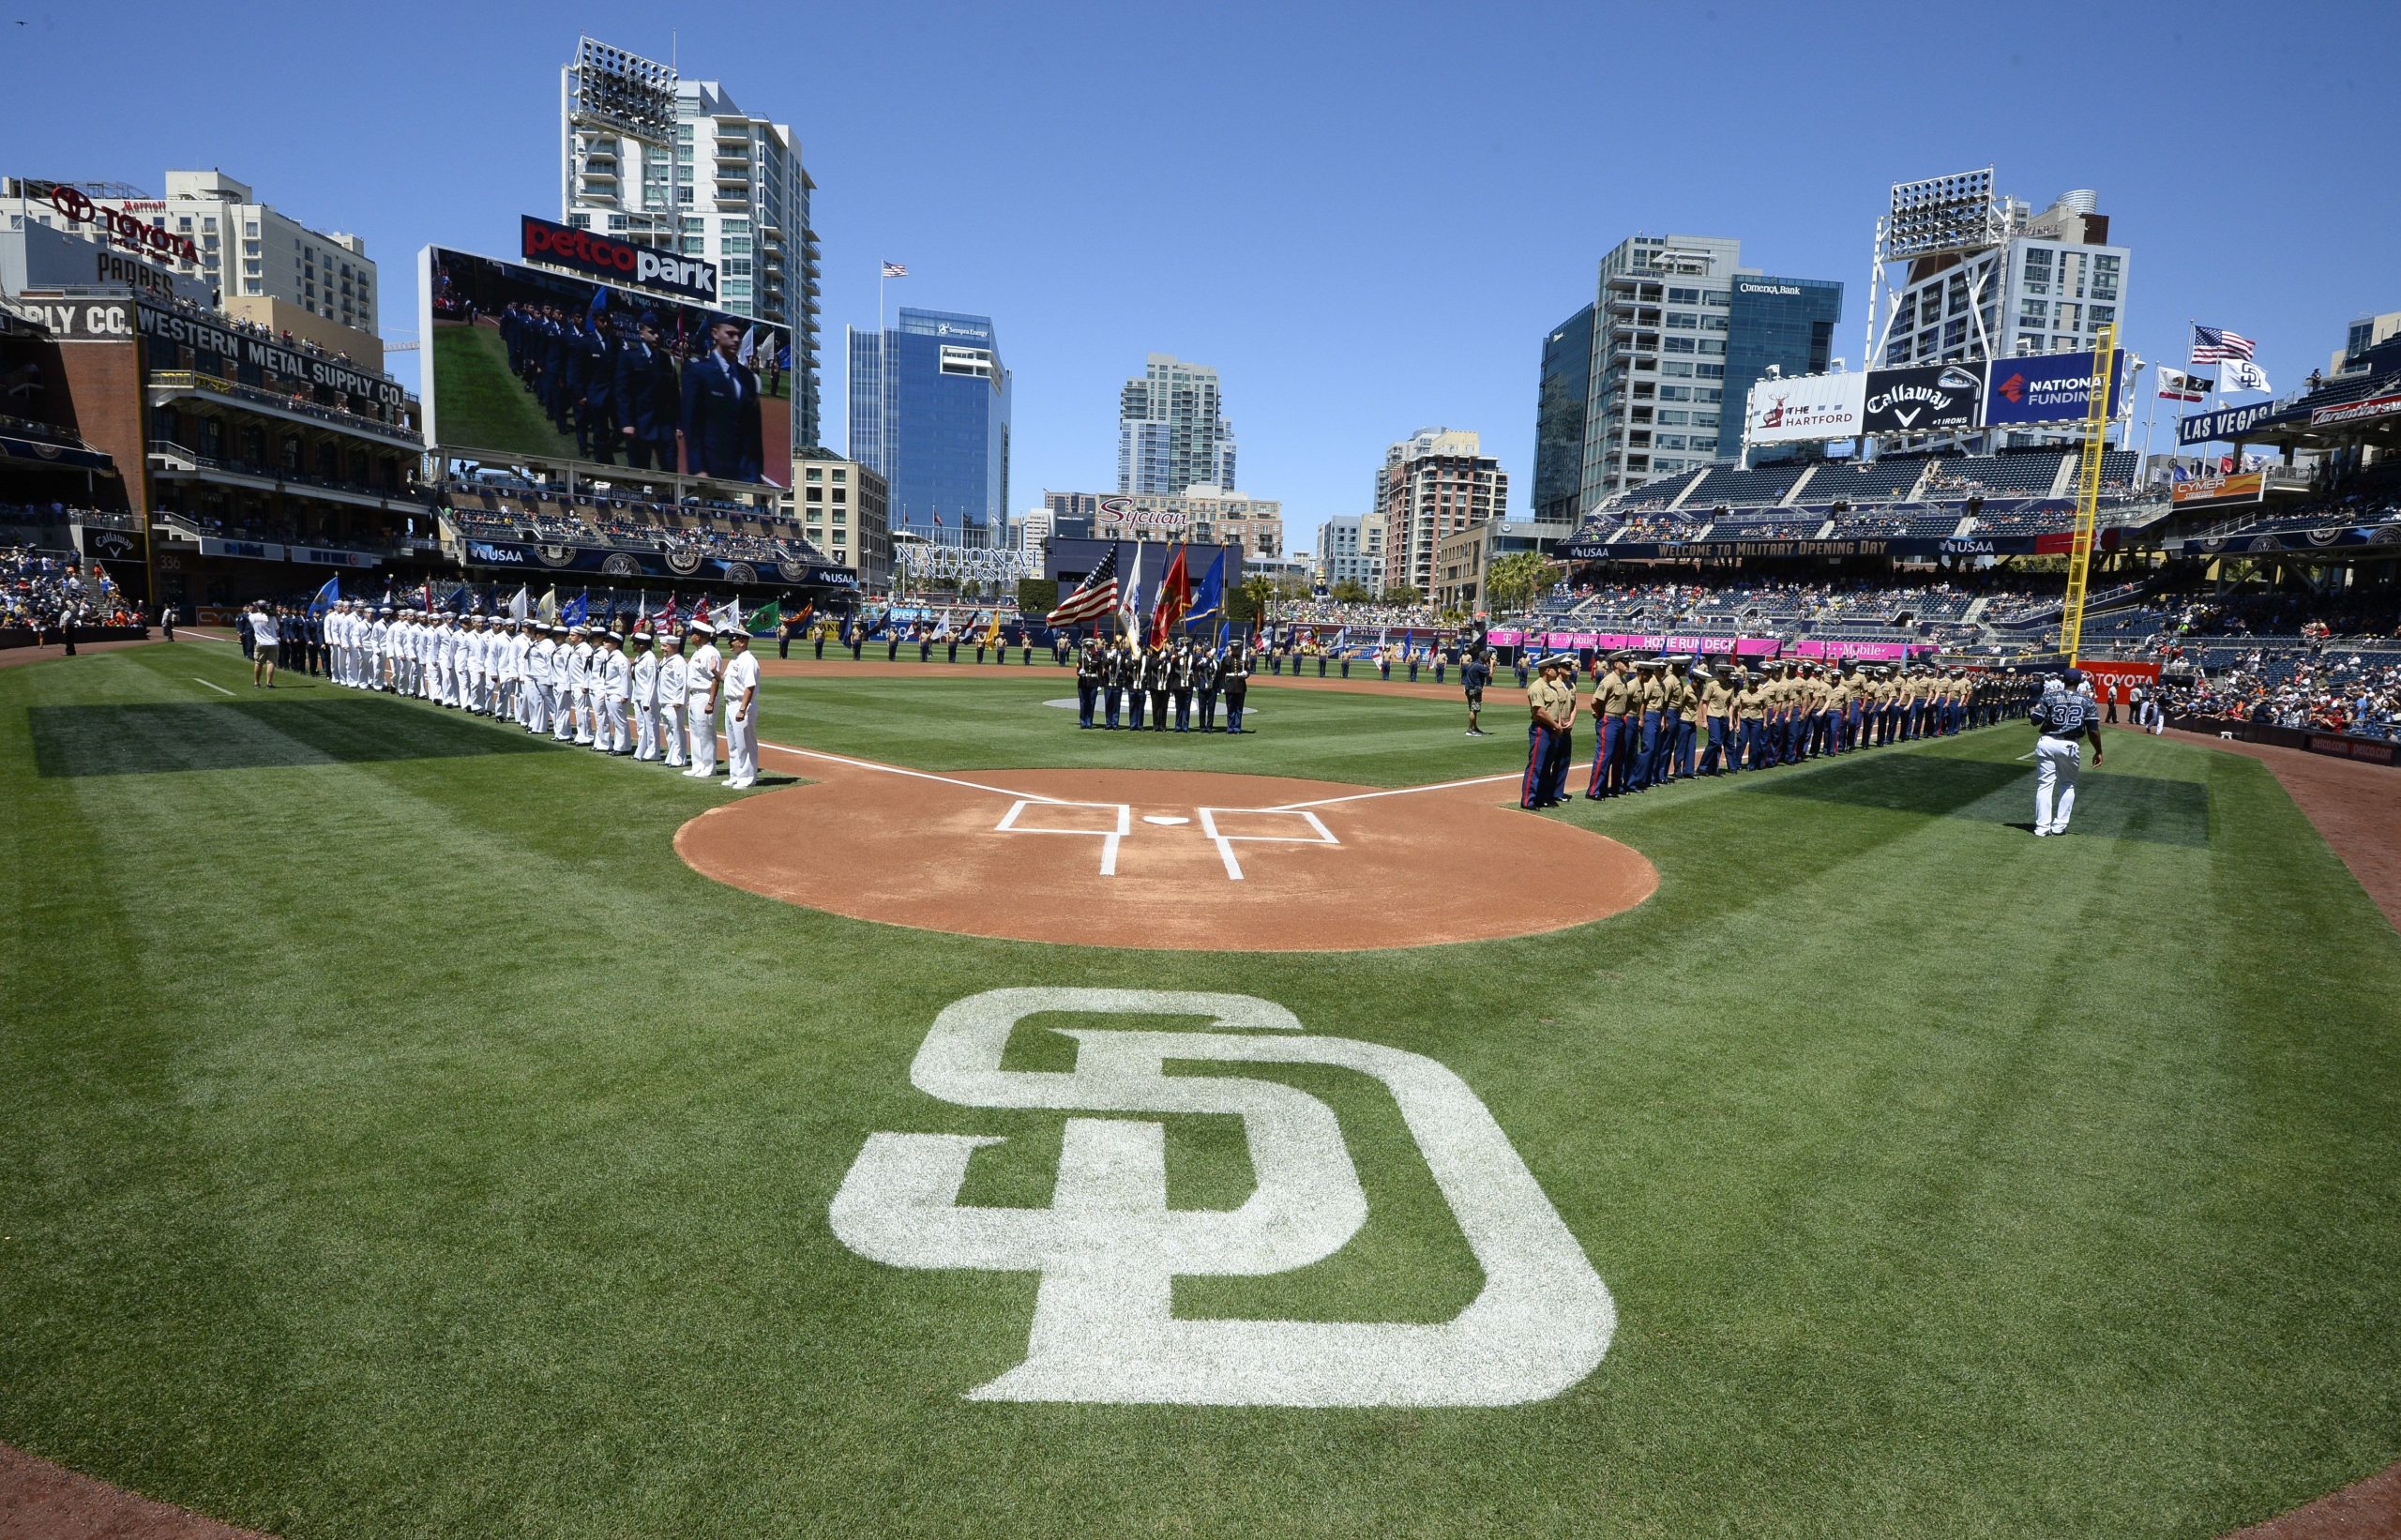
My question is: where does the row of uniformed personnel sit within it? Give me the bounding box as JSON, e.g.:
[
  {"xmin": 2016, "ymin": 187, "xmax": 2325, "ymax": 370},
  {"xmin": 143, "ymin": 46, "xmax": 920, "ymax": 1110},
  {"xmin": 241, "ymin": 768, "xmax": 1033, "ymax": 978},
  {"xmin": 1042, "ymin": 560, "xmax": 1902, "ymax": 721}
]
[
  {"xmin": 1520, "ymin": 653, "xmax": 2008, "ymax": 809},
  {"xmin": 319, "ymin": 600, "xmax": 763, "ymax": 788},
  {"xmin": 1070, "ymin": 635, "xmax": 1257, "ymax": 732}
]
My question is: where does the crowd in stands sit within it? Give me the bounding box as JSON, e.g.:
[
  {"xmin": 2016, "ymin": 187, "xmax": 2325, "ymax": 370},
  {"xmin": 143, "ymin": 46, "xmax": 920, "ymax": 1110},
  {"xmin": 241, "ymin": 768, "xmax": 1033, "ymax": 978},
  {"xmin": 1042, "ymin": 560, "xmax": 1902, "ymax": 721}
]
[
  {"xmin": 1, "ymin": 546, "xmax": 137, "ymax": 632},
  {"xmin": 2161, "ymin": 654, "xmax": 2401, "ymax": 739},
  {"xmin": 1276, "ymin": 598, "xmax": 1443, "ymax": 629}
]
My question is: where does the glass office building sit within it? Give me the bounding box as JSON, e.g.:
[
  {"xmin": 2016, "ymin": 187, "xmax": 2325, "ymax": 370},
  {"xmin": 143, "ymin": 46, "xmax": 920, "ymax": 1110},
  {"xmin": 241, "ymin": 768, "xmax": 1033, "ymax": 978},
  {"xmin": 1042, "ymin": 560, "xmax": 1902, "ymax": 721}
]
[
  {"xmin": 1533, "ymin": 304, "xmax": 1594, "ymax": 523},
  {"xmin": 1719, "ymin": 277, "xmax": 1842, "ymax": 460},
  {"xmin": 846, "ymin": 308, "xmax": 1011, "ymax": 546}
]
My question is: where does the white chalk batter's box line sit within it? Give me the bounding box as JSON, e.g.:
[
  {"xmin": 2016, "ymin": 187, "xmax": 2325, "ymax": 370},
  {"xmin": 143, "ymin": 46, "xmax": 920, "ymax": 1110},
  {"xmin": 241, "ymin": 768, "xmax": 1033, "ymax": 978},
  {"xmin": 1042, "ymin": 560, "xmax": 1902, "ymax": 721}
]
[{"xmin": 993, "ymin": 800, "xmax": 1337, "ymax": 881}]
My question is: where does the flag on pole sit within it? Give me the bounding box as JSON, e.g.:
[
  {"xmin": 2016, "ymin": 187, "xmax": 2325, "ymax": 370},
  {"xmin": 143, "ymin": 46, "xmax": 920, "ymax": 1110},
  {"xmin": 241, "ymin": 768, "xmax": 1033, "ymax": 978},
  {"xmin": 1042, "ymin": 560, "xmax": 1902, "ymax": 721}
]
[
  {"xmin": 1117, "ymin": 543, "xmax": 1145, "ymax": 642},
  {"xmin": 984, "ymin": 608, "xmax": 1004, "ymax": 648},
  {"xmin": 1149, "ymin": 543, "xmax": 1193, "ymax": 646},
  {"xmin": 881, "ymin": 261, "xmax": 909, "ymax": 279},
  {"xmin": 560, "ymin": 593, "xmax": 587, "ymax": 627},
  {"xmin": 692, "ymin": 597, "xmax": 711, "ymax": 629},
  {"xmin": 1047, "ymin": 543, "xmax": 1123, "ymax": 627},
  {"xmin": 536, "ymin": 586, "xmax": 558, "ymax": 625},
  {"xmin": 1186, "ymin": 549, "xmax": 1225, "ymax": 627},
  {"xmin": 2219, "ymin": 356, "xmax": 2273, "ymax": 394},
  {"xmin": 738, "ymin": 325, "xmax": 758, "ymax": 368},
  {"xmin": 2191, "ymin": 325, "xmax": 2256, "ymax": 364},
  {"xmin": 745, "ymin": 597, "xmax": 779, "ymax": 634},
  {"xmin": 2157, "ymin": 367, "xmax": 2211, "ymax": 403},
  {"xmin": 507, "ymin": 585, "xmax": 530, "ymax": 621}
]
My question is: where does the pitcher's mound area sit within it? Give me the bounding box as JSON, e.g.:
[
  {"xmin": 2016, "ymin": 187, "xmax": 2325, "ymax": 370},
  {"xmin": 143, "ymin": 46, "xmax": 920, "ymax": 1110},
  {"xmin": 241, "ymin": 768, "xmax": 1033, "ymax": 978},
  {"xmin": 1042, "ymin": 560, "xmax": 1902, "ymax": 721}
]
[{"xmin": 676, "ymin": 767, "xmax": 1655, "ymax": 950}]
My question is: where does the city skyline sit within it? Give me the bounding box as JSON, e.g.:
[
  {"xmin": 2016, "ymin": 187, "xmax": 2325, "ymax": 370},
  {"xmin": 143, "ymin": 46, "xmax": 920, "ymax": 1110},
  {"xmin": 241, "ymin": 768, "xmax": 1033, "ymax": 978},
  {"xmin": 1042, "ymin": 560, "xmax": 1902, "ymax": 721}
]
[{"xmin": 8, "ymin": 1, "xmax": 2393, "ymax": 564}]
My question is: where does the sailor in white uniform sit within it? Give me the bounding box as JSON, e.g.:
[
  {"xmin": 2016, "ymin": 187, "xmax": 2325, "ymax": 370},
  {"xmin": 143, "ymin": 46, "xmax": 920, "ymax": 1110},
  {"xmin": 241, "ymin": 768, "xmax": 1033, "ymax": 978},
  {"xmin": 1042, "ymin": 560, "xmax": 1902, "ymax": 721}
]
[
  {"xmin": 656, "ymin": 631, "xmax": 688, "ymax": 768},
  {"xmin": 721, "ymin": 627, "xmax": 761, "ymax": 789},
  {"xmin": 596, "ymin": 630, "xmax": 632, "ymax": 754},
  {"xmin": 629, "ymin": 630, "xmax": 660, "ymax": 761},
  {"xmin": 683, "ymin": 620, "xmax": 723, "ymax": 778}
]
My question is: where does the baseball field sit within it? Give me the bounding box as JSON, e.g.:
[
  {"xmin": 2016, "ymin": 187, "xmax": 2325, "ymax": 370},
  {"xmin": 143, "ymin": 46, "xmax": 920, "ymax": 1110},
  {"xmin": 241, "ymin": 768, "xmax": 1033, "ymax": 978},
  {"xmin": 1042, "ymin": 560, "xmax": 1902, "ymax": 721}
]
[{"xmin": 4, "ymin": 640, "xmax": 2398, "ymax": 1537}]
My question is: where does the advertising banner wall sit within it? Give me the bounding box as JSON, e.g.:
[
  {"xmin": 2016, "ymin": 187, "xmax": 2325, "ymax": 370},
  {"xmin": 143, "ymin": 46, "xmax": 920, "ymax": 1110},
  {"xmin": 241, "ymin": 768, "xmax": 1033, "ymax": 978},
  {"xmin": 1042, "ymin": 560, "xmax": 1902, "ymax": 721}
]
[
  {"xmin": 2169, "ymin": 472, "xmax": 2267, "ymax": 506},
  {"xmin": 2310, "ymin": 393, "xmax": 2401, "ymax": 429},
  {"xmin": 1982, "ymin": 350, "xmax": 2127, "ymax": 427},
  {"xmin": 1744, "ymin": 371, "xmax": 1867, "ymax": 445},
  {"xmin": 1861, "ymin": 363, "xmax": 1984, "ymax": 434},
  {"xmin": 422, "ymin": 246, "xmax": 791, "ymax": 489},
  {"xmin": 2177, "ymin": 399, "xmax": 2288, "ymax": 445},
  {"xmin": 1791, "ymin": 639, "xmax": 1934, "ymax": 661},
  {"xmin": 452, "ymin": 531, "xmax": 853, "ymax": 589},
  {"xmin": 138, "ymin": 303, "xmax": 407, "ymax": 406}
]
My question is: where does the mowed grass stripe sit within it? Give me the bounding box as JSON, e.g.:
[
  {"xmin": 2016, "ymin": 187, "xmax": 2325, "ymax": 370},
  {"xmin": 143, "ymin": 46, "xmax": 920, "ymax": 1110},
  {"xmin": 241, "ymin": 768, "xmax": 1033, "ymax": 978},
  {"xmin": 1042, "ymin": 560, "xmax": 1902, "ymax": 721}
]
[{"xmin": 2, "ymin": 650, "xmax": 2397, "ymax": 1537}]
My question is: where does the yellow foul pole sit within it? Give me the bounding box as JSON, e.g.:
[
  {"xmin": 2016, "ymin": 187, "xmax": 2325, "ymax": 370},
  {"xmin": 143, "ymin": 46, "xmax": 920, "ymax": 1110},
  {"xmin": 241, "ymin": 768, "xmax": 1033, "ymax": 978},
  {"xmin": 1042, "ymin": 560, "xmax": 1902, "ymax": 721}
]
[{"xmin": 2058, "ymin": 322, "xmax": 2118, "ymax": 664}]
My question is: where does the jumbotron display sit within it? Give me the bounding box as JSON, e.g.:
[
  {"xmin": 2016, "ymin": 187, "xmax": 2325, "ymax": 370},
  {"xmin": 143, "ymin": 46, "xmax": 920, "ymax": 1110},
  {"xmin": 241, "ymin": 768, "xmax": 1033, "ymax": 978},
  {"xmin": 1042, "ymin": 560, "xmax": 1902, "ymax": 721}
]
[{"xmin": 421, "ymin": 244, "xmax": 793, "ymax": 489}]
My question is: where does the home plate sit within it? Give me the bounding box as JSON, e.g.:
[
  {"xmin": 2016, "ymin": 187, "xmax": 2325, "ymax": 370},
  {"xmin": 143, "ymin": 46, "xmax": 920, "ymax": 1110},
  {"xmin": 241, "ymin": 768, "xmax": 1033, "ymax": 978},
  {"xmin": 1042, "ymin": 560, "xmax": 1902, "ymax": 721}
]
[{"xmin": 1142, "ymin": 815, "xmax": 1190, "ymax": 826}]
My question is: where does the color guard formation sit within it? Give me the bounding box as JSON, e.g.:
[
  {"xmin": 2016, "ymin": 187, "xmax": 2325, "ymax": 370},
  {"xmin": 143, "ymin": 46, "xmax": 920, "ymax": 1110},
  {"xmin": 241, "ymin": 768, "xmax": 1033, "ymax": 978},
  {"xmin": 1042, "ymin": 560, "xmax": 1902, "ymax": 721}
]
[
  {"xmin": 318, "ymin": 600, "xmax": 763, "ymax": 788},
  {"xmin": 1523, "ymin": 652, "xmax": 2033, "ymax": 809},
  {"xmin": 1069, "ymin": 634, "xmax": 1256, "ymax": 733}
]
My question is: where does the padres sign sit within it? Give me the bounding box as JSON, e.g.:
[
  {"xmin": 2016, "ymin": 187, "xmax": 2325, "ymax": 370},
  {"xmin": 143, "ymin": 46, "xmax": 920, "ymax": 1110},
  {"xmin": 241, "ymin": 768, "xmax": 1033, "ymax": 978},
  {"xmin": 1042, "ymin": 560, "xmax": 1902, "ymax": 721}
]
[{"xmin": 831, "ymin": 989, "xmax": 1614, "ymax": 1407}]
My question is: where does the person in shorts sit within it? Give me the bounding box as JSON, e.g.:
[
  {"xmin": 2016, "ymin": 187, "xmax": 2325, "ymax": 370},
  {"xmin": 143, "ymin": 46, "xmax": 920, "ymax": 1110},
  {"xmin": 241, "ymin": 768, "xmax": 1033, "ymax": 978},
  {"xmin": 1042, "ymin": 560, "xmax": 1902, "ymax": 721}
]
[{"xmin": 249, "ymin": 601, "xmax": 281, "ymax": 688}]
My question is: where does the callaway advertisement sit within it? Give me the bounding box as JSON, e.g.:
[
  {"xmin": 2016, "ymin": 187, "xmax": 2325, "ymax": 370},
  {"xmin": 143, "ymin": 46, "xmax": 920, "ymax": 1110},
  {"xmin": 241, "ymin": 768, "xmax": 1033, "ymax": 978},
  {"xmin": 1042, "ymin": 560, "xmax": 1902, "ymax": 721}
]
[
  {"xmin": 1860, "ymin": 364, "xmax": 1982, "ymax": 434},
  {"xmin": 421, "ymin": 245, "xmax": 792, "ymax": 489},
  {"xmin": 1744, "ymin": 371, "xmax": 1867, "ymax": 445},
  {"xmin": 1982, "ymin": 350, "xmax": 2127, "ymax": 428}
]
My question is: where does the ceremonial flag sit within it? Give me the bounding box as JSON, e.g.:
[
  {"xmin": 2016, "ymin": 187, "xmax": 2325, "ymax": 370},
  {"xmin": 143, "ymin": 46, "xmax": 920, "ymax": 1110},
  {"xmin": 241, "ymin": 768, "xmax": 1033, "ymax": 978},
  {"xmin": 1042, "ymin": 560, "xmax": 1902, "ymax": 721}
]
[
  {"xmin": 1049, "ymin": 543, "xmax": 1123, "ymax": 627},
  {"xmin": 2191, "ymin": 325, "xmax": 2256, "ymax": 364},
  {"xmin": 1332, "ymin": 626, "xmax": 1349, "ymax": 654},
  {"xmin": 2220, "ymin": 356, "xmax": 2273, "ymax": 394},
  {"xmin": 2157, "ymin": 367, "xmax": 2211, "ymax": 403},
  {"xmin": 738, "ymin": 325, "xmax": 758, "ymax": 368},
  {"xmin": 445, "ymin": 584, "xmax": 469, "ymax": 615},
  {"xmin": 1117, "ymin": 542, "xmax": 1145, "ymax": 642},
  {"xmin": 308, "ymin": 576, "xmax": 340, "ymax": 616},
  {"xmin": 984, "ymin": 608, "xmax": 1004, "ymax": 648},
  {"xmin": 1149, "ymin": 543, "xmax": 1193, "ymax": 646},
  {"xmin": 882, "ymin": 261, "xmax": 909, "ymax": 279},
  {"xmin": 692, "ymin": 597, "xmax": 711, "ymax": 629},
  {"xmin": 417, "ymin": 580, "xmax": 433, "ymax": 612},
  {"xmin": 507, "ymin": 585, "xmax": 530, "ymax": 621},
  {"xmin": 1186, "ymin": 549, "xmax": 1225, "ymax": 627},
  {"xmin": 536, "ymin": 586, "xmax": 558, "ymax": 625},
  {"xmin": 561, "ymin": 592, "xmax": 588, "ymax": 627},
  {"xmin": 745, "ymin": 597, "xmax": 779, "ymax": 634}
]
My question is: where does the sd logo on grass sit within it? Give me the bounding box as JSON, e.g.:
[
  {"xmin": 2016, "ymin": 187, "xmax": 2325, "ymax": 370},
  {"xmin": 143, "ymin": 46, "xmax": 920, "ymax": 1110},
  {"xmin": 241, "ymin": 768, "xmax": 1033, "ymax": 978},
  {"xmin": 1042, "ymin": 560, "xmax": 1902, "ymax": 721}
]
[{"xmin": 829, "ymin": 989, "xmax": 1614, "ymax": 1407}]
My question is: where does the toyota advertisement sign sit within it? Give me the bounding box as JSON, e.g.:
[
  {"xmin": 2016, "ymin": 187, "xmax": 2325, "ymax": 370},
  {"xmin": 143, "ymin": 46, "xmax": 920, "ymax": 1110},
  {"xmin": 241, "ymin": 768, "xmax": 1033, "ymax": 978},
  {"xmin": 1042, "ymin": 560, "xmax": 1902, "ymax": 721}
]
[
  {"xmin": 1983, "ymin": 350, "xmax": 2127, "ymax": 428},
  {"xmin": 1860, "ymin": 364, "xmax": 1983, "ymax": 434},
  {"xmin": 1744, "ymin": 371, "xmax": 1867, "ymax": 446}
]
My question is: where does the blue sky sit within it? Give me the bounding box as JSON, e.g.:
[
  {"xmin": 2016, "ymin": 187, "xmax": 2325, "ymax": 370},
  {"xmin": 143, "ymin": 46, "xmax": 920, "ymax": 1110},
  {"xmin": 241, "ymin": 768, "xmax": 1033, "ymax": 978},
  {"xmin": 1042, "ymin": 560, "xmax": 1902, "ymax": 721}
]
[{"xmin": 10, "ymin": 0, "xmax": 2395, "ymax": 551}]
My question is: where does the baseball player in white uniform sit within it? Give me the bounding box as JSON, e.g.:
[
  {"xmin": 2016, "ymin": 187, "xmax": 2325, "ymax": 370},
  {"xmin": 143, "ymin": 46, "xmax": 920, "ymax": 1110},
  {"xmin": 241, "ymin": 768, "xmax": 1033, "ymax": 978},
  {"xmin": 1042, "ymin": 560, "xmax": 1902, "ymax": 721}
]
[
  {"xmin": 2031, "ymin": 668, "xmax": 2105, "ymax": 838},
  {"xmin": 684, "ymin": 621, "xmax": 723, "ymax": 778},
  {"xmin": 721, "ymin": 628, "xmax": 761, "ymax": 789}
]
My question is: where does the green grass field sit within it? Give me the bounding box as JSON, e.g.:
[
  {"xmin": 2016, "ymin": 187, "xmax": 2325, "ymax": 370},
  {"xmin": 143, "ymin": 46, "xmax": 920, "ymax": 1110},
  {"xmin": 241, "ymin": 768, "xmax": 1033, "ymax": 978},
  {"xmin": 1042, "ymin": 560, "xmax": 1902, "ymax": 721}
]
[
  {"xmin": 428, "ymin": 320, "xmax": 579, "ymax": 463},
  {"xmin": 5, "ymin": 642, "xmax": 2398, "ymax": 1537}
]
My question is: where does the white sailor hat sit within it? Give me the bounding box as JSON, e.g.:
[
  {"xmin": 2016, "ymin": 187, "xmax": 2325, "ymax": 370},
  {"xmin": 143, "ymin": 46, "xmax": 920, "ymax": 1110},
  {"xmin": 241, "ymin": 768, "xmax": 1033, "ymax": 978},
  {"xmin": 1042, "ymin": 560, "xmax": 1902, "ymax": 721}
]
[
  {"xmin": 550, "ymin": 625, "xmax": 569, "ymax": 636},
  {"xmin": 629, "ymin": 629, "xmax": 652, "ymax": 642},
  {"xmin": 567, "ymin": 624, "xmax": 588, "ymax": 635},
  {"xmin": 604, "ymin": 629, "xmax": 624, "ymax": 642},
  {"xmin": 688, "ymin": 619, "xmax": 717, "ymax": 635}
]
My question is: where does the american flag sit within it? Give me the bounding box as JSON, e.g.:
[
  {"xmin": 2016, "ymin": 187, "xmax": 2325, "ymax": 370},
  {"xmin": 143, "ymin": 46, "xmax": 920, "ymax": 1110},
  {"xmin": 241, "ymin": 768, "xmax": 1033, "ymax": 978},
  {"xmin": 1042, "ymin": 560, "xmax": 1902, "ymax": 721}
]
[
  {"xmin": 2191, "ymin": 325, "xmax": 2256, "ymax": 364},
  {"xmin": 1047, "ymin": 544, "xmax": 1123, "ymax": 627},
  {"xmin": 882, "ymin": 261, "xmax": 909, "ymax": 279}
]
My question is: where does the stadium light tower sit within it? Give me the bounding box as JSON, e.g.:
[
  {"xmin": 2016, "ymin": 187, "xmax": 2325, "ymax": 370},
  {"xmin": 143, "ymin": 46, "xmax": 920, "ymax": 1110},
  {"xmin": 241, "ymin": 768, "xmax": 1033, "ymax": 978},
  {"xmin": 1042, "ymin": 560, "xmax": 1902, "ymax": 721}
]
[
  {"xmin": 1865, "ymin": 167, "xmax": 2008, "ymax": 368},
  {"xmin": 561, "ymin": 37, "xmax": 679, "ymax": 249}
]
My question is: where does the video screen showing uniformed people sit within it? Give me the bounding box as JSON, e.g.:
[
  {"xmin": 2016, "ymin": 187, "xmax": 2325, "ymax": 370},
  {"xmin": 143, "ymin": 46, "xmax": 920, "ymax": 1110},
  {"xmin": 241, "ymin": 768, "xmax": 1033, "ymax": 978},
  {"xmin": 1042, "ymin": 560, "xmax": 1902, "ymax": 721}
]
[{"xmin": 424, "ymin": 247, "xmax": 791, "ymax": 488}]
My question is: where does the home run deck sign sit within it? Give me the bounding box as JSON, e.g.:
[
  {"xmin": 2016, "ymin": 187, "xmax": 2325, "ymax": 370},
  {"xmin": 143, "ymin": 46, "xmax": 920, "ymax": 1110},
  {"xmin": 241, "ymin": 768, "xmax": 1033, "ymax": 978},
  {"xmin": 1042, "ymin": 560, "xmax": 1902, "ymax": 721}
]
[{"xmin": 830, "ymin": 989, "xmax": 1615, "ymax": 1406}]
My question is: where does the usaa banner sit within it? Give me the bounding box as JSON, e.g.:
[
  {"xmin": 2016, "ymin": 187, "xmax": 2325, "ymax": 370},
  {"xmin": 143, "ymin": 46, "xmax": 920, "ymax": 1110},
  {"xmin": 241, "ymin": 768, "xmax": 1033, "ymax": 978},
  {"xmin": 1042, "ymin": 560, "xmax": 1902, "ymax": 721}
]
[{"xmin": 1982, "ymin": 350, "xmax": 2128, "ymax": 428}]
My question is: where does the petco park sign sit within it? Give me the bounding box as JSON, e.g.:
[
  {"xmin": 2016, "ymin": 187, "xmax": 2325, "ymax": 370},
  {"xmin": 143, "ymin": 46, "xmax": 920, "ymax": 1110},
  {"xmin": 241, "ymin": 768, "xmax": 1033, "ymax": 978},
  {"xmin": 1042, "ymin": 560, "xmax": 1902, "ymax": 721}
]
[{"xmin": 520, "ymin": 214, "xmax": 717, "ymax": 303}]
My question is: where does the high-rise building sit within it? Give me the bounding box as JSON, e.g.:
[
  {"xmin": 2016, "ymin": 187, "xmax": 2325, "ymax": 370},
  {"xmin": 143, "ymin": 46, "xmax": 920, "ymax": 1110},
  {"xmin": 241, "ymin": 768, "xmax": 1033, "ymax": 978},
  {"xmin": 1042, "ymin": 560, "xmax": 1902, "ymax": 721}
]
[
  {"xmin": 1552, "ymin": 234, "xmax": 1841, "ymax": 509},
  {"xmin": 1870, "ymin": 183, "xmax": 2128, "ymax": 451},
  {"xmin": 2333, "ymin": 310, "xmax": 2401, "ymax": 378},
  {"xmin": 10, "ymin": 171, "xmax": 379, "ymax": 349},
  {"xmin": 1314, "ymin": 515, "xmax": 1384, "ymax": 593},
  {"xmin": 1533, "ymin": 304, "xmax": 1593, "ymax": 524},
  {"xmin": 1118, "ymin": 354, "xmax": 1236, "ymax": 494},
  {"xmin": 788, "ymin": 455, "xmax": 891, "ymax": 591},
  {"xmin": 847, "ymin": 308, "xmax": 1011, "ymax": 546},
  {"xmin": 1377, "ymin": 429, "xmax": 1506, "ymax": 598},
  {"xmin": 561, "ymin": 39, "xmax": 823, "ymax": 447}
]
